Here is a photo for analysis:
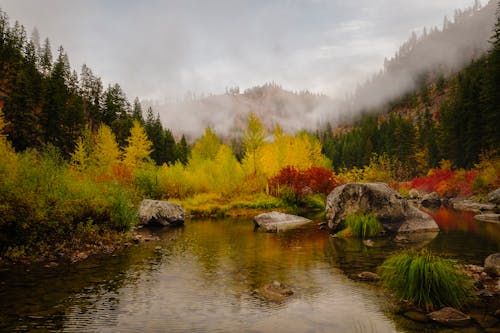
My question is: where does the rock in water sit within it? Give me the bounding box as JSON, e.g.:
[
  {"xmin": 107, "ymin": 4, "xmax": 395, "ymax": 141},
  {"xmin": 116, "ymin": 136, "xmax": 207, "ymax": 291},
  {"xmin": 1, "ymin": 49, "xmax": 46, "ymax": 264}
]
[
  {"xmin": 474, "ymin": 213, "xmax": 500, "ymax": 223},
  {"xmin": 325, "ymin": 183, "xmax": 439, "ymax": 234},
  {"xmin": 452, "ymin": 199, "xmax": 496, "ymax": 213},
  {"xmin": 254, "ymin": 211, "xmax": 312, "ymax": 232},
  {"xmin": 427, "ymin": 307, "xmax": 472, "ymax": 327},
  {"xmin": 488, "ymin": 188, "xmax": 500, "ymax": 205},
  {"xmin": 356, "ymin": 271, "xmax": 380, "ymax": 282},
  {"xmin": 137, "ymin": 199, "xmax": 185, "ymax": 227},
  {"xmin": 484, "ymin": 253, "xmax": 500, "ymax": 277},
  {"xmin": 421, "ymin": 192, "xmax": 441, "ymax": 208}
]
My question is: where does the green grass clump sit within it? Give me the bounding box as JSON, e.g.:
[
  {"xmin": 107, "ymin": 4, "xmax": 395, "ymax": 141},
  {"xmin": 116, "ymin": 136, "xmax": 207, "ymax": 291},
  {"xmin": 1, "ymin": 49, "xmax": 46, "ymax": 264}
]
[
  {"xmin": 337, "ymin": 213, "xmax": 382, "ymax": 238},
  {"xmin": 378, "ymin": 249, "xmax": 474, "ymax": 311}
]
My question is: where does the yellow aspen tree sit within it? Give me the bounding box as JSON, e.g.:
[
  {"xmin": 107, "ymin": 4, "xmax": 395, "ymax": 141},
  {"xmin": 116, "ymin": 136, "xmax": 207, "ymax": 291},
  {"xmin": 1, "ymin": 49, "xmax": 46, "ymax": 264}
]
[
  {"xmin": 0, "ymin": 107, "xmax": 7, "ymax": 142},
  {"xmin": 71, "ymin": 137, "xmax": 89, "ymax": 172},
  {"xmin": 213, "ymin": 144, "xmax": 244, "ymax": 194},
  {"xmin": 93, "ymin": 124, "xmax": 121, "ymax": 173},
  {"xmin": 70, "ymin": 127, "xmax": 92, "ymax": 172},
  {"xmin": 191, "ymin": 127, "xmax": 220, "ymax": 162},
  {"xmin": 243, "ymin": 113, "xmax": 266, "ymax": 175},
  {"xmin": 0, "ymin": 107, "xmax": 18, "ymax": 180},
  {"xmin": 123, "ymin": 120, "xmax": 153, "ymax": 169}
]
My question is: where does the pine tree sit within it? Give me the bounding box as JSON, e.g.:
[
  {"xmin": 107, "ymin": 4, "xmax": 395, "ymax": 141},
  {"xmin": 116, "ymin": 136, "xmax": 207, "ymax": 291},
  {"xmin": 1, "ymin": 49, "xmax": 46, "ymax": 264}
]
[
  {"xmin": 39, "ymin": 38, "xmax": 52, "ymax": 75},
  {"xmin": 176, "ymin": 135, "xmax": 190, "ymax": 165},
  {"xmin": 144, "ymin": 107, "xmax": 165, "ymax": 164},
  {"xmin": 163, "ymin": 128, "xmax": 177, "ymax": 165},
  {"xmin": 481, "ymin": 2, "xmax": 500, "ymax": 152},
  {"xmin": 132, "ymin": 97, "xmax": 144, "ymax": 123}
]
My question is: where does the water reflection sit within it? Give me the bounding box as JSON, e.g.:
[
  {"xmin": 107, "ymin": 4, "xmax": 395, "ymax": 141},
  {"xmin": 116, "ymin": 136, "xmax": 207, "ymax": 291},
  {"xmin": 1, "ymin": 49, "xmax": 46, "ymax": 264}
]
[{"xmin": 0, "ymin": 209, "xmax": 498, "ymax": 332}]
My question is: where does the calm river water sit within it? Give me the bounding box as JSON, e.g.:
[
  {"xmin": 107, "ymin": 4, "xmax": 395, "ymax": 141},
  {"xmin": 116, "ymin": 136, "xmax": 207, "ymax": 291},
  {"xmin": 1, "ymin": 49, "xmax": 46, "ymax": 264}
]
[{"xmin": 0, "ymin": 207, "xmax": 499, "ymax": 332}]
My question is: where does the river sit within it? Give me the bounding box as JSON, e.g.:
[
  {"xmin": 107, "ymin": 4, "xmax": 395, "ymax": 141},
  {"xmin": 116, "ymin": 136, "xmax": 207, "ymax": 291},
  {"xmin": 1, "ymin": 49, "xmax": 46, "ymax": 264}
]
[{"xmin": 0, "ymin": 207, "xmax": 499, "ymax": 332}]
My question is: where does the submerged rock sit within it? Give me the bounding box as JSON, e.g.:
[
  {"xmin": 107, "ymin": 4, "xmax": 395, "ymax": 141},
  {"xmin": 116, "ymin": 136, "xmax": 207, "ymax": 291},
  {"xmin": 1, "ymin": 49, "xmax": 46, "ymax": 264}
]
[
  {"xmin": 402, "ymin": 310, "xmax": 428, "ymax": 323},
  {"xmin": 427, "ymin": 307, "xmax": 472, "ymax": 327},
  {"xmin": 484, "ymin": 253, "xmax": 500, "ymax": 277},
  {"xmin": 325, "ymin": 183, "xmax": 439, "ymax": 234},
  {"xmin": 137, "ymin": 199, "xmax": 185, "ymax": 227},
  {"xmin": 254, "ymin": 211, "xmax": 312, "ymax": 232},
  {"xmin": 355, "ymin": 271, "xmax": 380, "ymax": 282},
  {"xmin": 254, "ymin": 281, "xmax": 294, "ymax": 302},
  {"xmin": 474, "ymin": 213, "xmax": 500, "ymax": 223}
]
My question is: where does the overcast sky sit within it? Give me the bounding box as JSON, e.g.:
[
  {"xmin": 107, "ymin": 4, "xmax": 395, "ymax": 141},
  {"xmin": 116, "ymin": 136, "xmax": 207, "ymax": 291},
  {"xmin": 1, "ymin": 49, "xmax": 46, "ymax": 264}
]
[{"xmin": 0, "ymin": 0, "xmax": 476, "ymax": 100}]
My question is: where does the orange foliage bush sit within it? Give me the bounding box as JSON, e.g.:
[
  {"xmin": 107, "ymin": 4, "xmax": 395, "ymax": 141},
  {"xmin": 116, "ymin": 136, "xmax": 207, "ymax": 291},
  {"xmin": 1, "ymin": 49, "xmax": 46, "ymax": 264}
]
[{"xmin": 112, "ymin": 163, "xmax": 132, "ymax": 184}]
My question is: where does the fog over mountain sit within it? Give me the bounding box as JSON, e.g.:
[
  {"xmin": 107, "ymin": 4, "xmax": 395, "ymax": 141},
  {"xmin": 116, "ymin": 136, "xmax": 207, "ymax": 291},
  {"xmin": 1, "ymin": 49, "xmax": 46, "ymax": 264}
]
[{"xmin": 145, "ymin": 0, "xmax": 498, "ymax": 136}]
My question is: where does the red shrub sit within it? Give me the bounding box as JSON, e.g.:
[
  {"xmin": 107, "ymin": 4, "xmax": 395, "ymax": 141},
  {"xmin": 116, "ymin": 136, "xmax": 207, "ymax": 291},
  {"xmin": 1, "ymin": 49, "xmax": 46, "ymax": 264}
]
[
  {"xmin": 269, "ymin": 166, "xmax": 343, "ymax": 197},
  {"xmin": 410, "ymin": 169, "xmax": 477, "ymax": 197}
]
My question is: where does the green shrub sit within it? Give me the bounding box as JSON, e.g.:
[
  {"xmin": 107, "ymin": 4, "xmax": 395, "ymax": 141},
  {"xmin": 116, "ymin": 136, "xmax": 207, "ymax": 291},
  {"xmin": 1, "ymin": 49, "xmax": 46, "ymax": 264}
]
[
  {"xmin": 337, "ymin": 213, "xmax": 382, "ymax": 238},
  {"xmin": 378, "ymin": 249, "xmax": 474, "ymax": 311}
]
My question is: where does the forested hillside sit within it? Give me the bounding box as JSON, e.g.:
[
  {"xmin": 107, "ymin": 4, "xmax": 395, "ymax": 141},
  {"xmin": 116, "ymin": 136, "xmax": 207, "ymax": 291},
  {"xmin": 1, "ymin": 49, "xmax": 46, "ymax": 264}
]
[
  {"xmin": 0, "ymin": 10, "xmax": 189, "ymax": 166},
  {"xmin": 319, "ymin": 1, "xmax": 500, "ymax": 174}
]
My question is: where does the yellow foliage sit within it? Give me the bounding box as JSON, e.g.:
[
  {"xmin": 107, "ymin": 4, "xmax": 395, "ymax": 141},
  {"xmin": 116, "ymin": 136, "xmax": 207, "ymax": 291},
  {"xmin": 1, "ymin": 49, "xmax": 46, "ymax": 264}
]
[
  {"xmin": 243, "ymin": 129, "xmax": 328, "ymax": 179},
  {"xmin": 0, "ymin": 107, "xmax": 18, "ymax": 181},
  {"xmin": 0, "ymin": 107, "xmax": 8, "ymax": 141},
  {"xmin": 156, "ymin": 162, "xmax": 199, "ymax": 199},
  {"xmin": 414, "ymin": 148, "xmax": 429, "ymax": 175},
  {"xmin": 473, "ymin": 151, "xmax": 500, "ymax": 191},
  {"xmin": 92, "ymin": 124, "xmax": 121, "ymax": 174},
  {"xmin": 71, "ymin": 137, "xmax": 89, "ymax": 172},
  {"xmin": 438, "ymin": 159, "xmax": 453, "ymax": 171},
  {"xmin": 191, "ymin": 127, "xmax": 220, "ymax": 162},
  {"xmin": 123, "ymin": 120, "xmax": 153, "ymax": 170},
  {"xmin": 243, "ymin": 113, "xmax": 266, "ymax": 175}
]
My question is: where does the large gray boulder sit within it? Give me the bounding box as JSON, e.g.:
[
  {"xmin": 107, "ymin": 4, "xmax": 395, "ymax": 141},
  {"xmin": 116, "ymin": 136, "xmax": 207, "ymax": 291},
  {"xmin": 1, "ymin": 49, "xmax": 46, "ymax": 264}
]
[
  {"xmin": 137, "ymin": 199, "xmax": 185, "ymax": 227},
  {"xmin": 326, "ymin": 183, "xmax": 439, "ymax": 234},
  {"xmin": 254, "ymin": 211, "xmax": 312, "ymax": 232}
]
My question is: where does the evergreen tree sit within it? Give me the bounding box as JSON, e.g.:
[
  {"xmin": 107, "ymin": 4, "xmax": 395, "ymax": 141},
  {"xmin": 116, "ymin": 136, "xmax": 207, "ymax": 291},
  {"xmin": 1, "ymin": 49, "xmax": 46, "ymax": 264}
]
[
  {"xmin": 481, "ymin": 2, "xmax": 500, "ymax": 152},
  {"xmin": 39, "ymin": 38, "xmax": 52, "ymax": 75},
  {"xmin": 176, "ymin": 135, "xmax": 190, "ymax": 166},
  {"xmin": 144, "ymin": 107, "xmax": 165, "ymax": 164},
  {"xmin": 163, "ymin": 128, "xmax": 177, "ymax": 165},
  {"xmin": 132, "ymin": 97, "xmax": 144, "ymax": 123}
]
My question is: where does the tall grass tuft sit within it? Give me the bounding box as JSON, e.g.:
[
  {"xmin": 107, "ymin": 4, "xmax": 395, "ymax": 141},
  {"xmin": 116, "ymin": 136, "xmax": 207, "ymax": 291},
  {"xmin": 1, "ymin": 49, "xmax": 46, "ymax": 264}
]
[
  {"xmin": 378, "ymin": 249, "xmax": 474, "ymax": 311},
  {"xmin": 338, "ymin": 213, "xmax": 383, "ymax": 238}
]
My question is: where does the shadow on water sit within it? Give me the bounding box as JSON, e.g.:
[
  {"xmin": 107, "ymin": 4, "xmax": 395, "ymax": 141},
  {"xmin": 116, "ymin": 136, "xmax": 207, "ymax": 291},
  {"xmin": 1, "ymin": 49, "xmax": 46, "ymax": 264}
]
[{"xmin": 0, "ymin": 207, "xmax": 498, "ymax": 332}]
